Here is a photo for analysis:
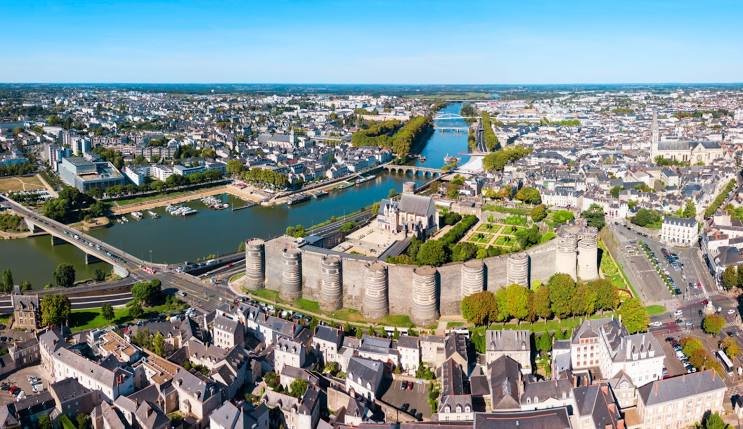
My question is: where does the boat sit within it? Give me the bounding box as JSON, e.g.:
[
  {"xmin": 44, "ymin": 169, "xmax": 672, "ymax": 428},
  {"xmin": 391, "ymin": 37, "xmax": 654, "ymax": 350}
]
[
  {"xmin": 130, "ymin": 211, "xmax": 143, "ymax": 220},
  {"xmin": 147, "ymin": 210, "xmax": 159, "ymax": 219},
  {"xmin": 444, "ymin": 154, "xmax": 459, "ymax": 164},
  {"xmin": 418, "ymin": 155, "xmax": 427, "ymax": 162},
  {"xmin": 314, "ymin": 190, "xmax": 329, "ymax": 199},
  {"xmin": 355, "ymin": 174, "xmax": 376, "ymax": 185},
  {"xmin": 287, "ymin": 194, "xmax": 311, "ymax": 206},
  {"xmin": 336, "ymin": 181, "xmax": 354, "ymax": 190}
]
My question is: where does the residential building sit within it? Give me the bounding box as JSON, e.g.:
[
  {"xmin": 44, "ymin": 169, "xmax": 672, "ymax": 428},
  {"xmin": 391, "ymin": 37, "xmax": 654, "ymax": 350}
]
[
  {"xmin": 11, "ymin": 294, "xmax": 39, "ymax": 330},
  {"xmin": 661, "ymin": 216, "xmax": 697, "ymax": 246},
  {"xmin": 485, "ymin": 330, "xmax": 531, "ymax": 374}
]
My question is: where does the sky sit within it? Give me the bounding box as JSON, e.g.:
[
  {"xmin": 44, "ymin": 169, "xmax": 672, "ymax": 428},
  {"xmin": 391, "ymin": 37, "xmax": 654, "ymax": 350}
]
[{"xmin": 1, "ymin": 0, "xmax": 741, "ymax": 84}]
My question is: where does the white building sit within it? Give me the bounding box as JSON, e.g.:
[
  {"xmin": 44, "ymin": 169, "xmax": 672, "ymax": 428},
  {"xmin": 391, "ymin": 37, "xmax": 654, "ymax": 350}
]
[
  {"xmin": 397, "ymin": 335, "xmax": 421, "ymax": 374},
  {"xmin": 660, "ymin": 216, "xmax": 697, "ymax": 247},
  {"xmin": 485, "ymin": 330, "xmax": 531, "ymax": 374},
  {"xmin": 274, "ymin": 336, "xmax": 305, "ymax": 374}
]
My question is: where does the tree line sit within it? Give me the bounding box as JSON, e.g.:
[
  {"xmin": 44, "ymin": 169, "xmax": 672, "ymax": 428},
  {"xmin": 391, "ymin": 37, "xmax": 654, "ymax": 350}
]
[
  {"xmin": 241, "ymin": 167, "xmax": 289, "ymax": 189},
  {"xmin": 482, "ymin": 146, "xmax": 533, "ymax": 172},
  {"xmin": 351, "ymin": 116, "xmax": 432, "ymax": 159},
  {"xmin": 481, "ymin": 112, "xmax": 500, "ymax": 151}
]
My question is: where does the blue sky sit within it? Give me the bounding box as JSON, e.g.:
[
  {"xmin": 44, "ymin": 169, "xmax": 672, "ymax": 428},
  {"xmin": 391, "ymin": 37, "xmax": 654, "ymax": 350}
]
[{"xmin": 1, "ymin": 0, "xmax": 741, "ymax": 84}]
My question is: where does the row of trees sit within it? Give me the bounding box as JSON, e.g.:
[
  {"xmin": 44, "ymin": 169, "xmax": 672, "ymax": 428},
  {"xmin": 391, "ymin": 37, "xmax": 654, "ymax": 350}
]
[
  {"xmin": 704, "ymin": 180, "xmax": 736, "ymax": 218},
  {"xmin": 390, "ymin": 116, "xmax": 432, "ymax": 158},
  {"xmin": 387, "ymin": 215, "xmax": 479, "ymax": 266},
  {"xmin": 0, "ymin": 161, "xmax": 34, "ymax": 177},
  {"xmin": 0, "ymin": 213, "xmax": 25, "ymax": 232},
  {"xmin": 42, "ymin": 187, "xmax": 97, "ymax": 223},
  {"xmin": 482, "ymin": 146, "xmax": 533, "ymax": 172},
  {"xmin": 480, "ymin": 112, "xmax": 500, "ymax": 151},
  {"xmin": 241, "ymin": 167, "xmax": 289, "ymax": 189},
  {"xmin": 351, "ymin": 119, "xmax": 402, "ymax": 147},
  {"xmin": 461, "ymin": 274, "xmax": 648, "ymax": 333},
  {"xmin": 721, "ymin": 264, "xmax": 743, "ymax": 291}
]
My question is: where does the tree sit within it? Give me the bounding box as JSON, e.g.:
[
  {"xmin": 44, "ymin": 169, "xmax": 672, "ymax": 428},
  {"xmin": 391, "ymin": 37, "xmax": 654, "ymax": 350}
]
[
  {"xmin": 461, "ymin": 291, "xmax": 498, "ymax": 326},
  {"xmin": 495, "ymin": 284, "xmax": 529, "ymax": 321},
  {"xmin": 20, "ymin": 280, "xmax": 32, "ymax": 292},
  {"xmin": 591, "ymin": 279, "xmax": 619, "ymax": 311},
  {"xmin": 515, "ymin": 187, "xmax": 541, "ymax": 205},
  {"xmin": 450, "ymin": 242, "xmax": 478, "ymax": 262},
  {"xmin": 226, "ymin": 159, "xmax": 245, "ymax": 176},
  {"xmin": 128, "ymin": 300, "xmax": 144, "ymax": 319},
  {"xmin": 721, "ymin": 337, "xmax": 741, "ymax": 358},
  {"xmin": 536, "ymin": 332, "xmax": 553, "ymax": 355},
  {"xmin": 737, "ymin": 265, "xmax": 743, "ymax": 289},
  {"xmin": 131, "ymin": 279, "xmax": 162, "ymax": 306},
  {"xmin": 94, "ymin": 268, "xmax": 107, "ymax": 282},
  {"xmin": 76, "ymin": 412, "xmax": 91, "ymax": 429},
  {"xmin": 533, "ymin": 285, "xmax": 552, "ymax": 320},
  {"xmin": 580, "ymin": 204, "xmax": 606, "ymax": 230},
  {"xmin": 264, "ymin": 371, "xmax": 280, "ymax": 389},
  {"xmin": 571, "ymin": 283, "xmax": 597, "ymax": 316},
  {"xmin": 152, "ymin": 332, "xmax": 166, "ymax": 356},
  {"xmin": 288, "ymin": 379, "xmax": 309, "ymax": 398},
  {"xmin": 682, "ymin": 199, "xmax": 697, "ymax": 218},
  {"xmin": 702, "ymin": 314, "xmax": 725, "ymax": 336},
  {"xmin": 530, "ymin": 204, "xmax": 548, "ymax": 222},
  {"xmin": 38, "ymin": 415, "xmax": 52, "ymax": 429},
  {"xmin": 721, "ymin": 266, "xmax": 737, "ymax": 290},
  {"xmin": 0, "ymin": 269, "xmax": 13, "ymax": 293},
  {"xmin": 610, "ymin": 185, "xmax": 622, "ymax": 198},
  {"xmin": 102, "ymin": 303, "xmax": 115, "ymax": 321},
  {"xmin": 416, "ymin": 240, "xmax": 448, "ymax": 266},
  {"xmin": 548, "ymin": 274, "xmax": 576, "ymax": 319},
  {"xmin": 53, "ymin": 264, "xmax": 76, "ymax": 288},
  {"xmin": 618, "ymin": 298, "xmax": 648, "ymax": 334},
  {"xmin": 41, "ymin": 294, "xmax": 71, "ymax": 327},
  {"xmin": 700, "ymin": 412, "xmax": 731, "ymax": 429},
  {"xmin": 631, "ymin": 208, "xmax": 662, "ymax": 228}
]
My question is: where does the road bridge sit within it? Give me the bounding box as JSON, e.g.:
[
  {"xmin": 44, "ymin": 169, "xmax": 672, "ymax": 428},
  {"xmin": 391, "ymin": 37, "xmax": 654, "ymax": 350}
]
[
  {"xmin": 433, "ymin": 113, "xmax": 478, "ymax": 121},
  {"xmin": 382, "ymin": 164, "xmax": 444, "ymax": 178},
  {"xmin": 1, "ymin": 195, "xmax": 168, "ymax": 278}
]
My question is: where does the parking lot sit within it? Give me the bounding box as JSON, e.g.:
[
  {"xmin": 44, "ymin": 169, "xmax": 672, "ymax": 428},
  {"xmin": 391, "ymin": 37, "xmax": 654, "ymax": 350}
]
[
  {"xmin": 654, "ymin": 332, "xmax": 687, "ymax": 378},
  {"xmin": 381, "ymin": 378, "xmax": 432, "ymax": 420},
  {"xmin": 609, "ymin": 224, "xmax": 672, "ymax": 303},
  {"xmin": 0, "ymin": 365, "xmax": 50, "ymax": 405}
]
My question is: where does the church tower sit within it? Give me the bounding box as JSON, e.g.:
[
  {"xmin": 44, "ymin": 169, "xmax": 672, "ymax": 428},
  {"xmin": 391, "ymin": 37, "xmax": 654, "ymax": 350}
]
[{"xmin": 650, "ymin": 111, "xmax": 659, "ymax": 160}]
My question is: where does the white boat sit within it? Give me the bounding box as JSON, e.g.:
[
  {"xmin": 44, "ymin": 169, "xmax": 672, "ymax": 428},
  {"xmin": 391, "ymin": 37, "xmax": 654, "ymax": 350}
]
[
  {"xmin": 147, "ymin": 210, "xmax": 159, "ymax": 219},
  {"xmin": 131, "ymin": 211, "xmax": 143, "ymax": 220}
]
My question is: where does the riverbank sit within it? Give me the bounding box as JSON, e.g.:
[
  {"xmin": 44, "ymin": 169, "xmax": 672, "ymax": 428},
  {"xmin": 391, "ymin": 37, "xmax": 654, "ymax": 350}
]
[{"xmin": 110, "ymin": 184, "xmax": 263, "ymax": 215}]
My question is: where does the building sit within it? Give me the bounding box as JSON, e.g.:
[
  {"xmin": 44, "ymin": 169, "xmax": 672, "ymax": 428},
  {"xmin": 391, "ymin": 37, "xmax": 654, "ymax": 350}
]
[
  {"xmin": 49, "ymin": 377, "xmax": 101, "ymax": 418},
  {"xmin": 172, "ymin": 367, "xmax": 223, "ymax": 424},
  {"xmin": 485, "ymin": 330, "xmax": 531, "ymax": 374},
  {"xmin": 312, "ymin": 325, "xmax": 343, "ymax": 366},
  {"xmin": 376, "ymin": 192, "xmax": 438, "ymax": 238},
  {"xmin": 210, "ymin": 402, "xmax": 269, "ymax": 429},
  {"xmin": 58, "ymin": 156, "xmax": 126, "ymax": 192},
  {"xmin": 571, "ymin": 319, "xmax": 664, "ymax": 387},
  {"xmin": 473, "ymin": 408, "xmax": 572, "ymax": 429},
  {"xmin": 212, "ymin": 314, "xmax": 244, "ymax": 350},
  {"xmin": 571, "ymin": 383, "xmax": 624, "ymax": 429},
  {"xmin": 274, "ymin": 336, "xmax": 305, "ymax": 374},
  {"xmin": 397, "ymin": 335, "xmax": 421, "ymax": 374},
  {"xmin": 636, "ymin": 370, "xmax": 726, "ymax": 429},
  {"xmin": 11, "ymin": 294, "xmax": 39, "ymax": 330},
  {"xmin": 346, "ymin": 356, "xmax": 385, "ymax": 401},
  {"xmin": 661, "ymin": 216, "xmax": 697, "ymax": 247}
]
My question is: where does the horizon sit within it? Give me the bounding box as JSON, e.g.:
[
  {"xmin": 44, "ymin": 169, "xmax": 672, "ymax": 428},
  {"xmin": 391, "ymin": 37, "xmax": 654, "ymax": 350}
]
[{"xmin": 1, "ymin": 0, "xmax": 741, "ymax": 84}]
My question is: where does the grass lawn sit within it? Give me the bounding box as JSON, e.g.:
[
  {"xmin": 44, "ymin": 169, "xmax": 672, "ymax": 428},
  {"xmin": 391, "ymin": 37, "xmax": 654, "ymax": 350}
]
[
  {"xmin": 69, "ymin": 307, "xmax": 130, "ymax": 333},
  {"xmin": 645, "ymin": 305, "xmax": 667, "ymax": 316},
  {"xmin": 540, "ymin": 231, "xmax": 556, "ymax": 243},
  {"xmin": 251, "ymin": 288, "xmax": 281, "ymax": 302},
  {"xmin": 598, "ymin": 240, "xmax": 638, "ymax": 299},
  {"xmin": 470, "ymin": 233, "xmax": 493, "ymax": 243},
  {"xmin": 329, "ymin": 308, "xmax": 366, "ymax": 323},
  {"xmin": 496, "ymin": 236, "xmax": 513, "ymax": 246},
  {"xmin": 500, "ymin": 226, "xmax": 514, "ymax": 235},
  {"xmin": 0, "ymin": 175, "xmax": 45, "ymax": 193},
  {"xmin": 477, "ymin": 224, "xmax": 501, "ymax": 233},
  {"xmin": 379, "ymin": 314, "xmax": 414, "ymax": 327},
  {"xmin": 229, "ymin": 272, "xmax": 245, "ymax": 283},
  {"xmin": 294, "ymin": 298, "xmax": 320, "ymax": 313},
  {"xmin": 447, "ymin": 321, "xmax": 466, "ymax": 328}
]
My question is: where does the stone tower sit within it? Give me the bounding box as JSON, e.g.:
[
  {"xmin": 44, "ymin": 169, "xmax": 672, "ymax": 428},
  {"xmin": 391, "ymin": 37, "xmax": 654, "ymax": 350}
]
[
  {"xmin": 555, "ymin": 226, "xmax": 579, "ymax": 280},
  {"xmin": 577, "ymin": 226, "xmax": 599, "ymax": 281},
  {"xmin": 280, "ymin": 248, "xmax": 302, "ymax": 301},
  {"xmin": 319, "ymin": 256, "xmax": 343, "ymax": 312},
  {"xmin": 411, "ymin": 266, "xmax": 439, "ymax": 326},
  {"xmin": 244, "ymin": 238, "xmax": 265, "ymax": 291},
  {"xmin": 461, "ymin": 259, "xmax": 485, "ymax": 297},
  {"xmin": 507, "ymin": 252, "xmax": 529, "ymax": 287}
]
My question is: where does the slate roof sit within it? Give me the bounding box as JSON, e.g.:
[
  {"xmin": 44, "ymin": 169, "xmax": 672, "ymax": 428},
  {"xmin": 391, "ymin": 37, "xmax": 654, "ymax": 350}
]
[
  {"xmin": 314, "ymin": 325, "xmax": 343, "ymax": 345},
  {"xmin": 397, "ymin": 193, "xmax": 434, "ymax": 217},
  {"xmin": 397, "ymin": 335, "xmax": 420, "ymax": 349},
  {"xmin": 486, "ymin": 330, "xmax": 530, "ymax": 352},
  {"xmin": 473, "ymin": 407, "xmax": 572, "ymax": 429},
  {"xmin": 663, "ymin": 216, "xmax": 696, "ymax": 228},
  {"xmin": 638, "ymin": 370, "xmax": 725, "ymax": 406},
  {"xmin": 488, "ymin": 356, "xmax": 522, "ymax": 410},
  {"xmin": 573, "ymin": 384, "xmax": 622, "ymax": 429},
  {"xmin": 347, "ymin": 356, "xmax": 385, "ymax": 394}
]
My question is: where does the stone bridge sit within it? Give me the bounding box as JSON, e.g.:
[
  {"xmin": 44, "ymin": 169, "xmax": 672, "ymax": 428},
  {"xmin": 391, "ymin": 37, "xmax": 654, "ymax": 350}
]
[{"xmin": 381, "ymin": 164, "xmax": 444, "ymax": 178}]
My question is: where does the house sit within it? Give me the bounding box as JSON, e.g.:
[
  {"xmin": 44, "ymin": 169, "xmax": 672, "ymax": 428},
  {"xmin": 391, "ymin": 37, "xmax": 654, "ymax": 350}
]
[
  {"xmin": 274, "ymin": 336, "xmax": 305, "ymax": 374},
  {"xmin": 312, "ymin": 325, "xmax": 343, "ymax": 366},
  {"xmin": 210, "ymin": 402, "xmax": 269, "ymax": 429},
  {"xmin": 661, "ymin": 216, "xmax": 697, "ymax": 247},
  {"xmin": 11, "ymin": 294, "xmax": 39, "ymax": 330},
  {"xmin": 358, "ymin": 335, "xmax": 399, "ymax": 367},
  {"xmin": 397, "ymin": 335, "xmax": 421, "ymax": 374},
  {"xmin": 172, "ymin": 368, "xmax": 223, "ymax": 425},
  {"xmin": 212, "ymin": 314, "xmax": 245, "ymax": 350},
  {"xmin": 520, "ymin": 375, "xmax": 574, "ymax": 411},
  {"xmin": 438, "ymin": 358, "xmax": 474, "ymax": 422},
  {"xmin": 49, "ymin": 377, "xmax": 101, "ymax": 418},
  {"xmin": 420, "ymin": 335, "xmax": 446, "ymax": 368},
  {"xmin": 635, "ymin": 370, "xmax": 726, "ymax": 429},
  {"xmin": 473, "ymin": 407, "xmax": 572, "ymax": 429},
  {"xmin": 487, "ymin": 356, "xmax": 523, "ymax": 411},
  {"xmin": 485, "ymin": 330, "xmax": 531, "ymax": 374},
  {"xmin": 346, "ymin": 356, "xmax": 386, "ymax": 401},
  {"xmin": 572, "ymin": 383, "xmax": 624, "ymax": 429}
]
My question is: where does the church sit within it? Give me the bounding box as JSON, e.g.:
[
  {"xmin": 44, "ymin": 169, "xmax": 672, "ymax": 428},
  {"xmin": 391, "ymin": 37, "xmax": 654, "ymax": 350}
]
[
  {"xmin": 376, "ymin": 186, "xmax": 438, "ymax": 239},
  {"xmin": 649, "ymin": 111, "xmax": 723, "ymax": 165}
]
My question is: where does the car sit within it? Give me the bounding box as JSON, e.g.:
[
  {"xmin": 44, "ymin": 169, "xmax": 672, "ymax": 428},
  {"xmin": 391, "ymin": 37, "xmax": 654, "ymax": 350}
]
[
  {"xmin": 416, "ymin": 412, "xmax": 423, "ymax": 420},
  {"xmin": 401, "ymin": 403, "xmax": 409, "ymax": 411},
  {"xmin": 674, "ymin": 310, "xmax": 683, "ymax": 317},
  {"xmin": 649, "ymin": 321, "xmax": 663, "ymax": 327},
  {"xmin": 408, "ymin": 382, "xmax": 414, "ymax": 390},
  {"xmin": 728, "ymin": 309, "xmax": 737, "ymax": 315},
  {"xmin": 177, "ymin": 291, "xmax": 187, "ymax": 297},
  {"xmin": 409, "ymin": 408, "xmax": 417, "ymax": 416}
]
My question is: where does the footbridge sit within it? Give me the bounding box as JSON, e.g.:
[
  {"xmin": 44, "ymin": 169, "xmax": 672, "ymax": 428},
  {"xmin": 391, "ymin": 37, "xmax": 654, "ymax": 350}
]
[
  {"xmin": 1, "ymin": 195, "xmax": 167, "ymax": 278},
  {"xmin": 382, "ymin": 164, "xmax": 444, "ymax": 178}
]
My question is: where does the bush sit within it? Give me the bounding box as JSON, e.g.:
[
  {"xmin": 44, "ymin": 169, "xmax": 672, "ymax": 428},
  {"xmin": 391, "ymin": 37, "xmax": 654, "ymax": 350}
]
[
  {"xmin": 441, "ymin": 211, "xmax": 462, "ymax": 226},
  {"xmin": 450, "ymin": 242, "xmax": 478, "ymax": 262},
  {"xmin": 440, "ymin": 215, "xmax": 478, "ymax": 246}
]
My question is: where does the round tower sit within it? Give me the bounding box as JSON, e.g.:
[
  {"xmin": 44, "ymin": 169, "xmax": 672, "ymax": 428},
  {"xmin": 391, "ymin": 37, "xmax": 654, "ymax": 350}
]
[
  {"xmin": 363, "ymin": 262, "xmax": 388, "ymax": 319},
  {"xmin": 280, "ymin": 248, "xmax": 302, "ymax": 301},
  {"xmin": 577, "ymin": 226, "xmax": 599, "ymax": 280},
  {"xmin": 319, "ymin": 256, "xmax": 343, "ymax": 312},
  {"xmin": 461, "ymin": 259, "xmax": 485, "ymax": 297},
  {"xmin": 244, "ymin": 238, "xmax": 265, "ymax": 291},
  {"xmin": 507, "ymin": 252, "xmax": 529, "ymax": 287},
  {"xmin": 411, "ymin": 266, "xmax": 439, "ymax": 326},
  {"xmin": 555, "ymin": 227, "xmax": 578, "ymax": 280}
]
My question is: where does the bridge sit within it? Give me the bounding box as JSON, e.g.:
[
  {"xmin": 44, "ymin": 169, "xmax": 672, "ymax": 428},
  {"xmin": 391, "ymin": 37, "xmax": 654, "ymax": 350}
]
[
  {"xmin": 382, "ymin": 164, "xmax": 444, "ymax": 177},
  {"xmin": 0, "ymin": 195, "xmax": 167, "ymax": 278},
  {"xmin": 433, "ymin": 112, "xmax": 478, "ymax": 121}
]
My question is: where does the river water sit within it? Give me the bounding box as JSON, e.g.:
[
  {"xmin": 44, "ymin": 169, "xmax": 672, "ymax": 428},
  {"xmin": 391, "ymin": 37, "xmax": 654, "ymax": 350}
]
[{"xmin": 0, "ymin": 103, "xmax": 469, "ymax": 286}]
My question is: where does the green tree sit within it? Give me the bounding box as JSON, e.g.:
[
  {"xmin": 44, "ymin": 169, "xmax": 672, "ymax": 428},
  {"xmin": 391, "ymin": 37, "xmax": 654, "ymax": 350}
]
[
  {"xmin": 610, "ymin": 185, "xmax": 622, "ymax": 198},
  {"xmin": 226, "ymin": 159, "xmax": 245, "ymax": 176},
  {"xmin": 495, "ymin": 284, "xmax": 529, "ymax": 321},
  {"xmin": 533, "ymin": 285, "xmax": 552, "ymax": 320},
  {"xmin": 416, "ymin": 240, "xmax": 448, "ymax": 266},
  {"xmin": 102, "ymin": 303, "xmax": 115, "ymax": 321},
  {"xmin": 94, "ymin": 268, "xmax": 107, "ymax": 282},
  {"xmin": 131, "ymin": 279, "xmax": 162, "ymax": 306},
  {"xmin": 721, "ymin": 336, "xmax": 741, "ymax": 358},
  {"xmin": 450, "ymin": 242, "xmax": 478, "ymax": 262},
  {"xmin": 20, "ymin": 280, "xmax": 32, "ymax": 292},
  {"xmin": 38, "ymin": 415, "xmax": 52, "ymax": 429},
  {"xmin": 738, "ymin": 266, "xmax": 743, "ymax": 289},
  {"xmin": 580, "ymin": 204, "xmax": 606, "ymax": 230},
  {"xmin": 288, "ymin": 379, "xmax": 309, "ymax": 398},
  {"xmin": 591, "ymin": 279, "xmax": 619, "ymax": 311},
  {"xmin": 128, "ymin": 300, "xmax": 144, "ymax": 319},
  {"xmin": 536, "ymin": 332, "xmax": 553, "ymax": 355},
  {"xmin": 548, "ymin": 274, "xmax": 576, "ymax": 319},
  {"xmin": 700, "ymin": 412, "xmax": 731, "ymax": 429},
  {"xmin": 515, "ymin": 187, "xmax": 541, "ymax": 205},
  {"xmin": 631, "ymin": 208, "xmax": 662, "ymax": 228},
  {"xmin": 702, "ymin": 314, "xmax": 725, "ymax": 336},
  {"xmin": 460, "ymin": 291, "xmax": 498, "ymax": 325},
  {"xmin": 264, "ymin": 371, "xmax": 280, "ymax": 389},
  {"xmin": 0, "ymin": 269, "xmax": 13, "ymax": 293},
  {"xmin": 530, "ymin": 204, "xmax": 548, "ymax": 222},
  {"xmin": 618, "ymin": 298, "xmax": 649, "ymax": 334},
  {"xmin": 682, "ymin": 199, "xmax": 697, "ymax": 218},
  {"xmin": 571, "ymin": 283, "xmax": 597, "ymax": 316},
  {"xmin": 76, "ymin": 412, "xmax": 91, "ymax": 429},
  {"xmin": 152, "ymin": 332, "xmax": 166, "ymax": 356},
  {"xmin": 721, "ymin": 266, "xmax": 737, "ymax": 290},
  {"xmin": 53, "ymin": 264, "xmax": 76, "ymax": 288},
  {"xmin": 41, "ymin": 294, "xmax": 71, "ymax": 327}
]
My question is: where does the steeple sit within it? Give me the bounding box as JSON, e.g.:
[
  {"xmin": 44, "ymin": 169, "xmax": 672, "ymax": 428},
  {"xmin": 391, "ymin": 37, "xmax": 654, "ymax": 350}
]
[{"xmin": 650, "ymin": 111, "xmax": 659, "ymax": 159}]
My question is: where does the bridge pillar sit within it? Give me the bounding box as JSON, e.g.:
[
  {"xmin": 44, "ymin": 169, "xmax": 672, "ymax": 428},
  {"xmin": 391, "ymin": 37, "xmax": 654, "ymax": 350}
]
[
  {"xmin": 23, "ymin": 218, "xmax": 39, "ymax": 233},
  {"xmin": 85, "ymin": 253, "xmax": 102, "ymax": 265},
  {"xmin": 112, "ymin": 265, "xmax": 129, "ymax": 278},
  {"xmin": 50, "ymin": 235, "xmax": 65, "ymax": 246}
]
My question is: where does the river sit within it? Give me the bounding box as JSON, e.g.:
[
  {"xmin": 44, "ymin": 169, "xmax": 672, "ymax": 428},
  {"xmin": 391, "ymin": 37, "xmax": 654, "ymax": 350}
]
[{"xmin": 0, "ymin": 103, "xmax": 470, "ymax": 287}]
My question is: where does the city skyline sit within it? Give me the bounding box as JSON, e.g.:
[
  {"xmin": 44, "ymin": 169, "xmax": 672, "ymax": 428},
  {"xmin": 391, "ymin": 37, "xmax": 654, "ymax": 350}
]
[{"xmin": 1, "ymin": 0, "xmax": 742, "ymax": 84}]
